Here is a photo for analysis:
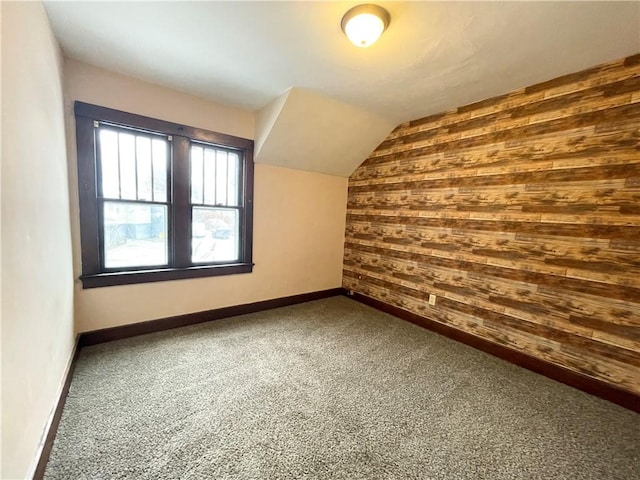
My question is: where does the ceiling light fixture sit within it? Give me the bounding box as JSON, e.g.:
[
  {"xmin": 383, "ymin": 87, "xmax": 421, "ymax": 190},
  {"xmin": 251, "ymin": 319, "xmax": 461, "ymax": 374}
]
[{"xmin": 341, "ymin": 4, "xmax": 390, "ymax": 48}]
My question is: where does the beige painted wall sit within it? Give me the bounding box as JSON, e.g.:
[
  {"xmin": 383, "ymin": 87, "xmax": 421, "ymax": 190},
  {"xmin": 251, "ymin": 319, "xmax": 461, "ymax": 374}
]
[
  {"xmin": 1, "ymin": 2, "xmax": 75, "ymax": 478},
  {"xmin": 64, "ymin": 59, "xmax": 348, "ymax": 332}
]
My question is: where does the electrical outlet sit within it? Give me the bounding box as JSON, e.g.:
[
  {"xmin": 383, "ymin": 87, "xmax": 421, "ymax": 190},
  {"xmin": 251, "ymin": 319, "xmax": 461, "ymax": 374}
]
[{"xmin": 428, "ymin": 294, "xmax": 436, "ymax": 306}]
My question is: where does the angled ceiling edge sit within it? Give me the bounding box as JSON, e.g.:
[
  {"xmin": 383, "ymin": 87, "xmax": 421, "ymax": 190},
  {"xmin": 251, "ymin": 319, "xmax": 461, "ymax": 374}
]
[{"xmin": 254, "ymin": 87, "xmax": 395, "ymax": 177}]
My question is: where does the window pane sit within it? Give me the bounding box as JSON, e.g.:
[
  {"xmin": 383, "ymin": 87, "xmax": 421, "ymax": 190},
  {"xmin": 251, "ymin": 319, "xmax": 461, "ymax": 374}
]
[
  {"xmin": 203, "ymin": 148, "xmax": 217, "ymax": 205},
  {"xmin": 98, "ymin": 129, "xmax": 120, "ymax": 198},
  {"xmin": 119, "ymin": 133, "xmax": 137, "ymax": 200},
  {"xmin": 152, "ymin": 139, "xmax": 167, "ymax": 202},
  {"xmin": 192, "ymin": 145, "xmax": 240, "ymax": 207},
  {"xmin": 215, "ymin": 150, "xmax": 228, "ymax": 205},
  {"xmin": 191, "ymin": 207, "xmax": 239, "ymax": 263},
  {"xmin": 227, "ymin": 153, "xmax": 239, "ymax": 206},
  {"xmin": 136, "ymin": 137, "xmax": 153, "ymax": 201},
  {"xmin": 190, "ymin": 145, "xmax": 204, "ymax": 204},
  {"xmin": 103, "ymin": 201, "xmax": 167, "ymax": 268}
]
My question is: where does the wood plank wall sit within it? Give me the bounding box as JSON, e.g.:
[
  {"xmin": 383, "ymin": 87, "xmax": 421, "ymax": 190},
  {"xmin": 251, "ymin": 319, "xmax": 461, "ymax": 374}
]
[{"xmin": 343, "ymin": 54, "xmax": 640, "ymax": 395}]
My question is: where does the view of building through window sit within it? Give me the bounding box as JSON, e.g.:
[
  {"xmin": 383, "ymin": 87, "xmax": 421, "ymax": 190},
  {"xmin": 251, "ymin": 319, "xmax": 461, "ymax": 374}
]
[
  {"xmin": 98, "ymin": 128, "xmax": 169, "ymax": 269},
  {"xmin": 75, "ymin": 101, "xmax": 254, "ymax": 287},
  {"xmin": 190, "ymin": 144, "xmax": 241, "ymax": 263},
  {"xmin": 97, "ymin": 129, "xmax": 245, "ymax": 268}
]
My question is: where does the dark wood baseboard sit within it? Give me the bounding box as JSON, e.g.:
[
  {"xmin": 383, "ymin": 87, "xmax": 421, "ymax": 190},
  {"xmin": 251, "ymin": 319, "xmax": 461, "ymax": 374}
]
[
  {"xmin": 79, "ymin": 287, "xmax": 345, "ymax": 347},
  {"xmin": 347, "ymin": 291, "xmax": 640, "ymax": 414},
  {"xmin": 32, "ymin": 338, "xmax": 81, "ymax": 480},
  {"xmin": 34, "ymin": 288, "xmax": 345, "ymax": 477},
  {"xmin": 33, "ymin": 287, "xmax": 637, "ymax": 479}
]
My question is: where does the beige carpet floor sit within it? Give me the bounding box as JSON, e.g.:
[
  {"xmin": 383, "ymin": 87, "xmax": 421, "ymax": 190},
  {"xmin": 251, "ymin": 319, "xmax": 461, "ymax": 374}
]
[{"xmin": 44, "ymin": 296, "xmax": 640, "ymax": 479}]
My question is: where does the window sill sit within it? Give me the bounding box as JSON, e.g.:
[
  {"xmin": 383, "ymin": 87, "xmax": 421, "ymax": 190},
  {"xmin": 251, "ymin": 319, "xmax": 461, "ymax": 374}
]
[{"xmin": 80, "ymin": 263, "xmax": 254, "ymax": 289}]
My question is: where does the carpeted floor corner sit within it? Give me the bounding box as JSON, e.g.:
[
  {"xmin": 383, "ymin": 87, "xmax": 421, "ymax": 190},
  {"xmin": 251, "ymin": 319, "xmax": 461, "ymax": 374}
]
[{"xmin": 44, "ymin": 296, "xmax": 640, "ymax": 479}]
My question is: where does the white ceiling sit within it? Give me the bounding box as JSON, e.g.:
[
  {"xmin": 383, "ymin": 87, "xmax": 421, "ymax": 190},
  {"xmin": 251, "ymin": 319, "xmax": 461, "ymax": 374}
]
[{"xmin": 43, "ymin": 1, "xmax": 640, "ymax": 176}]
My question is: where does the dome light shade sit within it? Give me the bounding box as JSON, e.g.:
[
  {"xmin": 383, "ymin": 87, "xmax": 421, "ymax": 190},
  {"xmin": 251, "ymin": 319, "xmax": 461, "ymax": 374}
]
[{"xmin": 341, "ymin": 4, "xmax": 390, "ymax": 48}]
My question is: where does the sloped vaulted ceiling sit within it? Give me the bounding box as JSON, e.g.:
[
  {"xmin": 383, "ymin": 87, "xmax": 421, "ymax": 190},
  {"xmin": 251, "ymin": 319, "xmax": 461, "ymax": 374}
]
[
  {"xmin": 43, "ymin": 1, "xmax": 640, "ymax": 177},
  {"xmin": 255, "ymin": 88, "xmax": 395, "ymax": 177}
]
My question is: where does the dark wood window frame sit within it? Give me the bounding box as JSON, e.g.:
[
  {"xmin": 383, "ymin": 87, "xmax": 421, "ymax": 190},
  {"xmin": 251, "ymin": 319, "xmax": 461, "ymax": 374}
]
[{"xmin": 75, "ymin": 101, "xmax": 254, "ymax": 288}]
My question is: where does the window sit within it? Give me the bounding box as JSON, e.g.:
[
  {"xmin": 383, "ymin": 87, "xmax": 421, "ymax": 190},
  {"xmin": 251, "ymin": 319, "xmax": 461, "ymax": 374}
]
[{"xmin": 75, "ymin": 101, "xmax": 254, "ymax": 288}]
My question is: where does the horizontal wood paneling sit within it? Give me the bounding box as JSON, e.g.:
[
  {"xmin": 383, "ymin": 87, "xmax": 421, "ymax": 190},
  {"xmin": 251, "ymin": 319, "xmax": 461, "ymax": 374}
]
[
  {"xmin": 344, "ymin": 54, "xmax": 640, "ymax": 395},
  {"xmin": 349, "ymin": 292, "xmax": 640, "ymax": 413}
]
